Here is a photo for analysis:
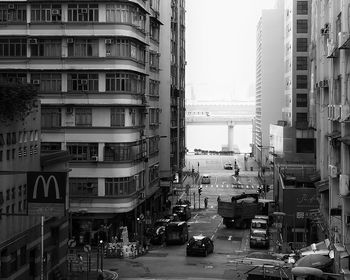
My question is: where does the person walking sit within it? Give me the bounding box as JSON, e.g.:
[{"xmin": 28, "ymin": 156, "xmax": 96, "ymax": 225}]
[{"xmin": 204, "ymin": 197, "xmax": 208, "ymax": 208}]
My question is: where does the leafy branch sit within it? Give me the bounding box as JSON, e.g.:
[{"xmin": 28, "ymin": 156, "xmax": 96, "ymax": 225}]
[{"xmin": 0, "ymin": 83, "xmax": 38, "ymax": 122}]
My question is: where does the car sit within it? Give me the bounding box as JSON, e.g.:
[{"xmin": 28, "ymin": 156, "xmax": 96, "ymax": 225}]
[
  {"xmin": 249, "ymin": 229, "xmax": 270, "ymax": 249},
  {"xmin": 224, "ymin": 163, "xmax": 233, "ymax": 170},
  {"xmin": 150, "ymin": 218, "xmax": 171, "ymax": 244},
  {"xmin": 163, "ymin": 213, "xmax": 180, "ymax": 222},
  {"xmin": 186, "ymin": 235, "xmax": 214, "ymax": 257},
  {"xmin": 172, "ymin": 204, "xmax": 191, "ymax": 221},
  {"xmin": 201, "ymin": 174, "xmax": 210, "ymax": 184}
]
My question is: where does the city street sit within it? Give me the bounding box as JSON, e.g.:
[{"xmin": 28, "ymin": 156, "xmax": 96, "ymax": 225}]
[{"xmin": 103, "ymin": 154, "xmax": 273, "ymax": 279}]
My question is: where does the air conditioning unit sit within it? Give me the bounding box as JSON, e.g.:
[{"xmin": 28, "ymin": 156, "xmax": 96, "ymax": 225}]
[
  {"xmin": 52, "ymin": 9, "xmax": 59, "ymax": 15},
  {"xmin": 29, "ymin": 39, "xmax": 38, "ymax": 45},
  {"xmin": 80, "ymin": 79, "xmax": 88, "ymax": 85},
  {"xmin": 334, "ymin": 105, "xmax": 341, "ymax": 120},
  {"xmin": 67, "ymin": 38, "xmax": 74, "ymax": 44},
  {"xmin": 66, "ymin": 107, "xmax": 73, "ymax": 114},
  {"xmin": 32, "ymin": 80, "xmax": 40, "ymax": 85},
  {"xmin": 329, "ymin": 164, "xmax": 338, "ymax": 178},
  {"xmin": 328, "ymin": 105, "xmax": 334, "ymax": 120},
  {"xmin": 338, "ymin": 32, "xmax": 349, "ymax": 48},
  {"xmin": 323, "ymin": 79, "xmax": 329, "ymax": 88},
  {"xmin": 327, "ymin": 39, "xmax": 335, "ymax": 57},
  {"xmin": 341, "ymin": 103, "xmax": 350, "ymax": 122},
  {"xmin": 8, "ymin": 4, "xmax": 15, "ymax": 10},
  {"xmin": 91, "ymin": 155, "xmax": 98, "ymax": 161},
  {"xmin": 106, "ymin": 51, "xmax": 111, "ymax": 56},
  {"xmin": 80, "ymin": 8, "xmax": 88, "ymax": 13},
  {"xmin": 340, "ymin": 174, "xmax": 350, "ymax": 196},
  {"xmin": 105, "ymin": 39, "xmax": 113, "ymax": 45}
]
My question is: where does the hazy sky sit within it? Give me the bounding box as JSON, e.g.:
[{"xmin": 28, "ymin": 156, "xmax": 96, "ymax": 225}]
[{"xmin": 186, "ymin": 0, "xmax": 276, "ymax": 101}]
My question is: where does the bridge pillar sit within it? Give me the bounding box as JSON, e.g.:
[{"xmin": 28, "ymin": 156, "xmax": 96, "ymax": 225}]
[{"xmin": 228, "ymin": 123, "xmax": 235, "ymax": 151}]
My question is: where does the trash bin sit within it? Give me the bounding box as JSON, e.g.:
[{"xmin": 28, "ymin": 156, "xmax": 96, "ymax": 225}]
[{"xmin": 250, "ymin": 167, "xmax": 253, "ymax": 171}]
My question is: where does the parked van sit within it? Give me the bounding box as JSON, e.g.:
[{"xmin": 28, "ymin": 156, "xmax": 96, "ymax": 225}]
[
  {"xmin": 165, "ymin": 221, "xmax": 189, "ymax": 245},
  {"xmin": 172, "ymin": 204, "xmax": 191, "ymax": 221},
  {"xmin": 250, "ymin": 218, "xmax": 269, "ymax": 235},
  {"xmin": 201, "ymin": 174, "xmax": 210, "ymax": 184}
]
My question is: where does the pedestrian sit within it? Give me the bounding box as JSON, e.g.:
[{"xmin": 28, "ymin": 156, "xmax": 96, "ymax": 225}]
[
  {"xmin": 217, "ymin": 196, "xmax": 221, "ymax": 202},
  {"xmin": 78, "ymin": 254, "xmax": 83, "ymax": 272},
  {"xmin": 204, "ymin": 197, "xmax": 208, "ymax": 208}
]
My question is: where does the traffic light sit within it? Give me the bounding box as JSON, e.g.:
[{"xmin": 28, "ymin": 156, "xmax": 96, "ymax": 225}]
[{"xmin": 198, "ymin": 186, "xmax": 202, "ymax": 195}]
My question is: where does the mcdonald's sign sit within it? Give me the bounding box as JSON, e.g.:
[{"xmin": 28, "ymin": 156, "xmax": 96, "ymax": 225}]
[{"xmin": 27, "ymin": 172, "xmax": 67, "ymax": 216}]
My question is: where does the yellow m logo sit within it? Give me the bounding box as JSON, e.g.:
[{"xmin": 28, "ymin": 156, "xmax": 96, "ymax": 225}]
[{"xmin": 33, "ymin": 175, "xmax": 60, "ymax": 200}]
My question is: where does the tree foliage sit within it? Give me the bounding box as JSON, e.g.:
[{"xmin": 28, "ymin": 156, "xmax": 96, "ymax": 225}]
[{"xmin": 0, "ymin": 83, "xmax": 38, "ymax": 122}]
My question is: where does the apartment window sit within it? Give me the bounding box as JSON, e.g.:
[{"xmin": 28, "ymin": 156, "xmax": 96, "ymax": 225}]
[
  {"xmin": 10, "ymin": 251, "xmax": 17, "ymax": 272},
  {"xmin": 104, "ymin": 143, "xmax": 132, "ymax": 161},
  {"xmin": 41, "ymin": 108, "xmax": 61, "ymax": 128},
  {"xmin": 18, "ymin": 185, "xmax": 22, "ymax": 197},
  {"xmin": 31, "ymin": 73, "xmax": 61, "ymax": 92},
  {"xmin": 67, "ymin": 73, "xmax": 98, "ymax": 92},
  {"xmin": 297, "ymin": 1, "xmax": 308, "ymax": 15},
  {"xmin": 67, "ymin": 143, "xmax": 98, "ymax": 161},
  {"xmin": 0, "ymin": 38, "xmax": 26, "ymax": 57},
  {"xmin": 19, "ymin": 246, "xmax": 26, "ymax": 266},
  {"xmin": 297, "ymin": 19, "xmax": 308, "ymax": 33},
  {"xmin": 106, "ymin": 72, "xmax": 145, "ymax": 93},
  {"xmin": 0, "ymin": 3, "xmax": 26, "ymax": 23},
  {"xmin": 0, "ymin": 150, "xmax": 2, "ymax": 162},
  {"xmin": 149, "ymin": 108, "xmax": 160, "ymax": 125},
  {"xmin": 68, "ymin": 4, "xmax": 99, "ymax": 22},
  {"xmin": 150, "ymin": 20, "xmax": 160, "ymax": 42},
  {"xmin": 106, "ymin": 4, "xmax": 146, "ymax": 31},
  {"xmin": 149, "ymin": 136, "xmax": 159, "ymax": 155},
  {"xmin": 111, "ymin": 108, "xmax": 125, "ymax": 127},
  {"xmin": 296, "ymin": 57, "xmax": 308, "ymax": 70},
  {"xmin": 18, "ymin": 201, "xmax": 22, "ymax": 213},
  {"xmin": 0, "ymin": 72, "xmax": 27, "ymax": 84},
  {"xmin": 296, "ymin": 38, "xmax": 308, "ymax": 52},
  {"xmin": 105, "ymin": 177, "xmax": 136, "ymax": 196},
  {"xmin": 75, "ymin": 108, "xmax": 92, "ymax": 127},
  {"xmin": 6, "ymin": 150, "xmax": 10, "ymax": 160},
  {"xmin": 68, "ymin": 38, "xmax": 98, "ymax": 57},
  {"xmin": 31, "ymin": 4, "xmax": 62, "ymax": 22},
  {"xmin": 41, "ymin": 142, "xmax": 61, "ymax": 152},
  {"xmin": 149, "ymin": 52, "xmax": 160, "ymax": 71},
  {"xmin": 150, "ymin": 0, "xmax": 160, "ymax": 13},
  {"xmin": 0, "ymin": 134, "xmax": 4, "ymax": 146},
  {"xmin": 12, "ymin": 148, "xmax": 15, "ymax": 159},
  {"xmin": 296, "ymin": 75, "xmax": 308, "ymax": 89},
  {"xmin": 149, "ymin": 80, "xmax": 160, "ymax": 97},
  {"xmin": 6, "ymin": 133, "xmax": 11, "ymax": 145},
  {"xmin": 70, "ymin": 178, "xmax": 98, "ymax": 196},
  {"xmin": 6, "ymin": 190, "xmax": 9, "ymax": 200},
  {"xmin": 296, "ymin": 94, "xmax": 308, "ymax": 107},
  {"xmin": 106, "ymin": 39, "xmax": 145, "ymax": 63},
  {"xmin": 149, "ymin": 164, "xmax": 159, "ymax": 183},
  {"xmin": 11, "ymin": 188, "xmax": 15, "ymax": 199},
  {"xmin": 30, "ymin": 39, "xmax": 61, "ymax": 57}
]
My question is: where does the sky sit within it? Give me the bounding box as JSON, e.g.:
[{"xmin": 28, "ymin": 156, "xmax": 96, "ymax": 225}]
[{"xmin": 185, "ymin": 0, "xmax": 277, "ymax": 101}]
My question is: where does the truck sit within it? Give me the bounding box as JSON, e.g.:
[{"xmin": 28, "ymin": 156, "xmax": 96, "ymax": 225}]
[{"xmin": 217, "ymin": 193, "xmax": 274, "ymax": 228}]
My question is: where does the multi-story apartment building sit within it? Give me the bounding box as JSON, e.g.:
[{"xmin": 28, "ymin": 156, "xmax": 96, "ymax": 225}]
[
  {"xmin": 0, "ymin": 91, "xmax": 70, "ymax": 279},
  {"xmin": 254, "ymin": 3, "xmax": 284, "ymax": 166},
  {"xmin": 0, "ymin": 0, "xmax": 180, "ymax": 248},
  {"xmin": 270, "ymin": 0, "xmax": 315, "ymax": 164},
  {"xmin": 159, "ymin": 0, "xmax": 186, "ymax": 190},
  {"xmin": 310, "ymin": 0, "xmax": 350, "ymax": 276}
]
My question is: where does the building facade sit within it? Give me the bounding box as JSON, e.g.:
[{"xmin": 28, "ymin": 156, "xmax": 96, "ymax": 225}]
[
  {"xmin": 254, "ymin": 4, "xmax": 284, "ymax": 166},
  {"xmin": 0, "ymin": 0, "xmax": 182, "ymax": 248},
  {"xmin": 159, "ymin": 0, "xmax": 186, "ymax": 192}
]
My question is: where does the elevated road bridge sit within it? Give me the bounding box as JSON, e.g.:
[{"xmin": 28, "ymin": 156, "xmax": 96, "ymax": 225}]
[{"xmin": 186, "ymin": 100, "xmax": 255, "ymax": 150}]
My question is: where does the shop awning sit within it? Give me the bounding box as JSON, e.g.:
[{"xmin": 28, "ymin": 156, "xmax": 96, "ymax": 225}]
[{"xmin": 339, "ymin": 136, "xmax": 350, "ymax": 145}]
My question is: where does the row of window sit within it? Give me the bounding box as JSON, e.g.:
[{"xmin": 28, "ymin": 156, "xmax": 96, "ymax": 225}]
[
  {"xmin": 0, "ymin": 3, "xmax": 150, "ymax": 31},
  {"xmin": 0, "ymin": 145, "xmax": 39, "ymax": 162},
  {"xmin": 0, "ymin": 131, "xmax": 39, "ymax": 146},
  {"xmin": 0, "ymin": 37, "xmax": 147, "ymax": 63},
  {"xmin": 41, "ymin": 107, "xmax": 160, "ymax": 128},
  {"xmin": 0, "ymin": 72, "xmax": 150, "ymax": 94}
]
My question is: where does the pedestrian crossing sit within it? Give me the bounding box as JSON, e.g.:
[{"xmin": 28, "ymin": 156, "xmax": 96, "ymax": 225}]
[{"xmin": 188, "ymin": 184, "xmax": 269, "ymax": 190}]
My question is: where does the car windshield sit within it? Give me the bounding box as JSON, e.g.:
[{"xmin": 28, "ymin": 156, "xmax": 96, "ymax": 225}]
[
  {"xmin": 174, "ymin": 206, "xmax": 184, "ymax": 212},
  {"xmin": 251, "ymin": 221, "xmax": 267, "ymax": 229},
  {"xmin": 252, "ymin": 232, "xmax": 267, "ymax": 238}
]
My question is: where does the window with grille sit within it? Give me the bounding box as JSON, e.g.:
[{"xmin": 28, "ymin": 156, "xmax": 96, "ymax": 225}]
[
  {"xmin": 67, "ymin": 73, "xmax": 98, "ymax": 92},
  {"xmin": 31, "ymin": 73, "xmax": 61, "ymax": 92},
  {"xmin": 0, "ymin": 72, "xmax": 27, "ymax": 84},
  {"xmin": 106, "ymin": 72, "xmax": 145, "ymax": 93},
  {"xmin": 41, "ymin": 142, "xmax": 61, "ymax": 152},
  {"xmin": 149, "ymin": 137, "xmax": 159, "ymax": 155},
  {"xmin": 149, "ymin": 80, "xmax": 160, "ymax": 97},
  {"xmin": 296, "ymin": 75, "xmax": 308, "ymax": 89},
  {"xmin": 296, "ymin": 57, "xmax": 308, "ymax": 70},
  {"xmin": 296, "ymin": 1, "xmax": 308, "ymax": 15},
  {"xmin": 149, "ymin": 52, "xmax": 160, "ymax": 71},
  {"xmin": 105, "ymin": 177, "xmax": 136, "ymax": 196},
  {"xmin": 70, "ymin": 178, "xmax": 98, "ymax": 196},
  {"xmin": 105, "ymin": 39, "xmax": 145, "ymax": 63},
  {"xmin": 296, "ymin": 38, "xmax": 308, "ymax": 52},
  {"xmin": 67, "ymin": 143, "xmax": 98, "ymax": 161},
  {"xmin": 104, "ymin": 143, "xmax": 132, "ymax": 161},
  {"xmin": 149, "ymin": 164, "xmax": 159, "ymax": 183},
  {"xmin": 75, "ymin": 108, "xmax": 92, "ymax": 127},
  {"xmin": 111, "ymin": 108, "xmax": 125, "ymax": 127},
  {"xmin": 297, "ymin": 19, "xmax": 308, "ymax": 33},
  {"xmin": 68, "ymin": 38, "xmax": 98, "ymax": 57},
  {"xmin": 296, "ymin": 94, "xmax": 308, "ymax": 107},
  {"xmin": 106, "ymin": 4, "xmax": 146, "ymax": 31},
  {"xmin": 68, "ymin": 4, "xmax": 99, "ymax": 22},
  {"xmin": 149, "ymin": 108, "xmax": 160, "ymax": 126},
  {"xmin": 31, "ymin": 4, "xmax": 62, "ymax": 22},
  {"xmin": 41, "ymin": 108, "xmax": 61, "ymax": 128},
  {"xmin": 0, "ymin": 38, "xmax": 27, "ymax": 57},
  {"xmin": 30, "ymin": 39, "xmax": 61, "ymax": 57},
  {"xmin": 0, "ymin": 3, "xmax": 26, "ymax": 23},
  {"xmin": 150, "ymin": 20, "xmax": 160, "ymax": 41}
]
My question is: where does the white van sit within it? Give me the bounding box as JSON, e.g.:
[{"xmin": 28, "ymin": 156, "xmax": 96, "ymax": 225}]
[{"xmin": 201, "ymin": 174, "xmax": 210, "ymax": 184}]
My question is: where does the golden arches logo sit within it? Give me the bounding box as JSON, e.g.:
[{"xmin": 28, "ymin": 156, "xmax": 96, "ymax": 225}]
[{"xmin": 33, "ymin": 175, "xmax": 60, "ymax": 199}]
